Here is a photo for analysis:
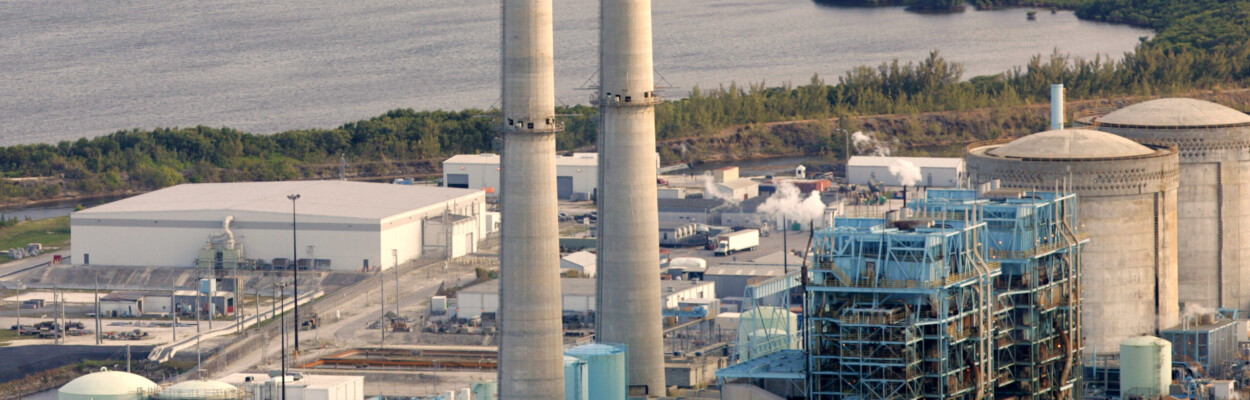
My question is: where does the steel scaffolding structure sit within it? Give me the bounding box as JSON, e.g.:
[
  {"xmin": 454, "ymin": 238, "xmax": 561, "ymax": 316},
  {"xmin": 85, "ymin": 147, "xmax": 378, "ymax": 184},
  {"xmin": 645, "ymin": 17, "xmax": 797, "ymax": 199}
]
[{"xmin": 807, "ymin": 189, "xmax": 1085, "ymax": 400}]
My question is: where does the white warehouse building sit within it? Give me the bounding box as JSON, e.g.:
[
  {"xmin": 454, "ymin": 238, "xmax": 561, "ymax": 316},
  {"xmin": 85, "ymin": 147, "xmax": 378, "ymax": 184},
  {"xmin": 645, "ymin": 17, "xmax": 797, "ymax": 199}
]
[
  {"xmin": 443, "ymin": 152, "xmax": 660, "ymax": 200},
  {"xmin": 846, "ymin": 156, "xmax": 965, "ymax": 187},
  {"xmin": 71, "ymin": 181, "xmax": 489, "ymax": 271}
]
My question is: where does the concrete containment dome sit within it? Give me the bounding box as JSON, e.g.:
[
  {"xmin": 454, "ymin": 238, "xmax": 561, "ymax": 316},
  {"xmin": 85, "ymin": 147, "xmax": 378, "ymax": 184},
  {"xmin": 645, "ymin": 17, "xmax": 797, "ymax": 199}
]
[
  {"xmin": 987, "ymin": 128, "xmax": 1155, "ymax": 159},
  {"xmin": 1095, "ymin": 98, "xmax": 1250, "ymax": 128},
  {"xmin": 59, "ymin": 368, "xmax": 161, "ymax": 400},
  {"xmin": 1089, "ymin": 98, "xmax": 1250, "ymax": 316},
  {"xmin": 967, "ymin": 131, "xmax": 1180, "ymax": 353}
]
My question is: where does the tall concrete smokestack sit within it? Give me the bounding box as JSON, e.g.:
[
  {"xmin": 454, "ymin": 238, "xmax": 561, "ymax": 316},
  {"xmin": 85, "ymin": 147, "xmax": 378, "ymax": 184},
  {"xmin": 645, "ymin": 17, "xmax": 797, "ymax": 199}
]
[
  {"xmin": 498, "ymin": 0, "xmax": 564, "ymax": 398},
  {"xmin": 1051, "ymin": 83, "xmax": 1065, "ymax": 131},
  {"xmin": 596, "ymin": 0, "xmax": 665, "ymax": 395}
]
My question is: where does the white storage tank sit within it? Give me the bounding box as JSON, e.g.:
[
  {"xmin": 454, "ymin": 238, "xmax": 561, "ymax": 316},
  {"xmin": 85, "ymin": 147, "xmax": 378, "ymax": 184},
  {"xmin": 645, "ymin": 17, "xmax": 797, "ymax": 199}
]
[
  {"xmin": 59, "ymin": 368, "xmax": 161, "ymax": 400},
  {"xmin": 470, "ymin": 381, "xmax": 497, "ymax": 400},
  {"xmin": 564, "ymin": 344, "xmax": 626, "ymax": 400},
  {"xmin": 564, "ymin": 355, "xmax": 589, "ymax": 400},
  {"xmin": 1120, "ymin": 336, "xmax": 1173, "ymax": 399}
]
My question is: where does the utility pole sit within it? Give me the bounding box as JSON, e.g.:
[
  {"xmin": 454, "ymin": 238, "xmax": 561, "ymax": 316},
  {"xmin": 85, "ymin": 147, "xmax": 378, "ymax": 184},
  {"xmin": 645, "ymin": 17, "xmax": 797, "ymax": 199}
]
[
  {"xmin": 171, "ymin": 283, "xmax": 177, "ymax": 343},
  {"xmin": 14, "ymin": 281, "xmax": 21, "ymax": 333},
  {"xmin": 288, "ymin": 193, "xmax": 301, "ymax": 354},
  {"xmin": 195, "ymin": 286, "xmax": 202, "ymax": 378},
  {"xmin": 379, "ymin": 265, "xmax": 386, "ymax": 349},
  {"xmin": 126, "ymin": 344, "xmax": 131, "ymax": 373},
  {"xmin": 393, "ymin": 249, "xmax": 400, "ymax": 317},
  {"xmin": 279, "ymin": 282, "xmax": 288, "ymax": 400},
  {"xmin": 94, "ymin": 277, "xmax": 101, "ymax": 345}
]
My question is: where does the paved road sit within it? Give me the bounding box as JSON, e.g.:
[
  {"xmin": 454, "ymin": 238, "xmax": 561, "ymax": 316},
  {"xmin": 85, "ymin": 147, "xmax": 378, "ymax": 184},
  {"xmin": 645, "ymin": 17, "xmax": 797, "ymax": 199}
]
[{"xmin": 0, "ymin": 250, "xmax": 69, "ymax": 280}]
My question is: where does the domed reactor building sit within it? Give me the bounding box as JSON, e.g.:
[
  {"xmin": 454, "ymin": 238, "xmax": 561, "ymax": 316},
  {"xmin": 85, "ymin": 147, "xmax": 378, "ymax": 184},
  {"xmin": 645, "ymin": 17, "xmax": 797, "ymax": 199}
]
[
  {"xmin": 966, "ymin": 129, "xmax": 1180, "ymax": 352},
  {"xmin": 1083, "ymin": 98, "xmax": 1250, "ymax": 314}
]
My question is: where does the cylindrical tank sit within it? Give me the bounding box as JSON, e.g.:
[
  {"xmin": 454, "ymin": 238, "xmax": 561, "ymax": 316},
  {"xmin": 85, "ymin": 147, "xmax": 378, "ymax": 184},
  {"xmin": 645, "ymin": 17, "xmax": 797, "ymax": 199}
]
[
  {"xmin": 967, "ymin": 129, "xmax": 1180, "ymax": 352},
  {"xmin": 470, "ymin": 381, "xmax": 497, "ymax": 400},
  {"xmin": 1120, "ymin": 336, "xmax": 1173, "ymax": 398},
  {"xmin": 59, "ymin": 368, "xmax": 161, "ymax": 400},
  {"xmin": 564, "ymin": 344, "xmax": 626, "ymax": 400},
  {"xmin": 564, "ymin": 355, "xmax": 589, "ymax": 400},
  {"xmin": 1087, "ymin": 98, "xmax": 1250, "ymax": 314},
  {"xmin": 158, "ymin": 380, "xmax": 241, "ymax": 400}
]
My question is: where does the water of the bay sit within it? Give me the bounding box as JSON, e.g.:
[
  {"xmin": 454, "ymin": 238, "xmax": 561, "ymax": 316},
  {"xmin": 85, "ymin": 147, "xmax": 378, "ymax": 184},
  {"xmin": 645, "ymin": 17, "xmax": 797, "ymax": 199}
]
[{"xmin": 0, "ymin": 0, "xmax": 1150, "ymax": 146}]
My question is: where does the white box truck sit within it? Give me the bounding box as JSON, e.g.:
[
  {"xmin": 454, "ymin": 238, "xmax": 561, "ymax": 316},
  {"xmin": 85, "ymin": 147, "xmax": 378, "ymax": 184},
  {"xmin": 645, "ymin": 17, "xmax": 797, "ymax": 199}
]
[{"xmin": 714, "ymin": 229, "xmax": 759, "ymax": 256}]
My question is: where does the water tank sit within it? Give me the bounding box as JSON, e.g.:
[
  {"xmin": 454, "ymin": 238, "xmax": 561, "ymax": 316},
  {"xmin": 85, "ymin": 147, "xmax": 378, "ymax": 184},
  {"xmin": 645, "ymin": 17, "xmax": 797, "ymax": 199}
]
[
  {"xmin": 564, "ymin": 355, "xmax": 589, "ymax": 400},
  {"xmin": 159, "ymin": 380, "xmax": 241, "ymax": 400},
  {"xmin": 470, "ymin": 381, "xmax": 497, "ymax": 400},
  {"xmin": 1089, "ymin": 98, "xmax": 1250, "ymax": 313},
  {"xmin": 1120, "ymin": 336, "xmax": 1173, "ymax": 398},
  {"xmin": 564, "ymin": 344, "xmax": 626, "ymax": 400},
  {"xmin": 967, "ymin": 129, "xmax": 1180, "ymax": 352},
  {"xmin": 59, "ymin": 368, "xmax": 160, "ymax": 400}
]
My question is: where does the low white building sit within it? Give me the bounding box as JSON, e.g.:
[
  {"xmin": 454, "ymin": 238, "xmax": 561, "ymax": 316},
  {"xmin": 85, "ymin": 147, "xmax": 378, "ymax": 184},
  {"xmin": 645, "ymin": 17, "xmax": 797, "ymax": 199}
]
[
  {"xmin": 561, "ymin": 251, "xmax": 597, "ymax": 277},
  {"xmin": 443, "ymin": 152, "xmax": 661, "ymax": 200},
  {"xmin": 847, "ymin": 156, "xmax": 964, "ymax": 187},
  {"xmin": 456, "ymin": 278, "xmax": 715, "ymax": 319},
  {"xmin": 71, "ymin": 181, "xmax": 487, "ymax": 271},
  {"xmin": 219, "ymin": 373, "xmax": 364, "ymax": 400},
  {"xmin": 715, "ymin": 178, "xmax": 760, "ymax": 202}
]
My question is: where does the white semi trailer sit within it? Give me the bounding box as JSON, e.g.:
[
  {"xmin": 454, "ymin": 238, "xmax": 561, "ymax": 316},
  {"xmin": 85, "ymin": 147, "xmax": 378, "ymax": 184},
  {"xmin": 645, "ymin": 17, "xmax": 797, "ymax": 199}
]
[{"xmin": 714, "ymin": 229, "xmax": 759, "ymax": 256}]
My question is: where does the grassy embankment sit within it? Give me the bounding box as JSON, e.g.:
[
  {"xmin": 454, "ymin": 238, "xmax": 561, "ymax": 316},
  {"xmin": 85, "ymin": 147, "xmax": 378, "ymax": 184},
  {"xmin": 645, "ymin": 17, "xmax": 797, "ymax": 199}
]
[{"xmin": 0, "ymin": 216, "xmax": 69, "ymax": 263}]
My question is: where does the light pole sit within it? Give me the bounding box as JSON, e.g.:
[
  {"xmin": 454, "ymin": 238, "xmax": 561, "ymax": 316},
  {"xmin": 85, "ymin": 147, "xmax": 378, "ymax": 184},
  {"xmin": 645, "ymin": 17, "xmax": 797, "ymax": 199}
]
[{"xmin": 287, "ymin": 193, "xmax": 300, "ymax": 353}]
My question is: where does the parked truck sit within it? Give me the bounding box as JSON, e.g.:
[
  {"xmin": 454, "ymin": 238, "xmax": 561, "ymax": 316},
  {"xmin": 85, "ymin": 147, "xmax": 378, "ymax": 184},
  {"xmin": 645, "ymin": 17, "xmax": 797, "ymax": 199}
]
[{"xmin": 713, "ymin": 229, "xmax": 759, "ymax": 256}]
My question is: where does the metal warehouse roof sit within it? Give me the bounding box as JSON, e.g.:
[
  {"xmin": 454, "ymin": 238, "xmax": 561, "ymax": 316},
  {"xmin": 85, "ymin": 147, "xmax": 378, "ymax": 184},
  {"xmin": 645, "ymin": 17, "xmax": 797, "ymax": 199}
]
[
  {"xmin": 1097, "ymin": 98, "xmax": 1250, "ymax": 127},
  {"xmin": 75, "ymin": 181, "xmax": 481, "ymax": 220},
  {"xmin": 460, "ymin": 277, "xmax": 711, "ymax": 297},
  {"xmin": 717, "ymin": 178, "xmax": 759, "ymax": 190},
  {"xmin": 444, "ymin": 152, "xmax": 599, "ymax": 167},
  {"xmin": 658, "ymin": 198, "xmax": 727, "ymax": 212},
  {"xmin": 848, "ymin": 156, "xmax": 964, "ymax": 169},
  {"xmin": 988, "ymin": 129, "xmax": 1155, "ymax": 159}
]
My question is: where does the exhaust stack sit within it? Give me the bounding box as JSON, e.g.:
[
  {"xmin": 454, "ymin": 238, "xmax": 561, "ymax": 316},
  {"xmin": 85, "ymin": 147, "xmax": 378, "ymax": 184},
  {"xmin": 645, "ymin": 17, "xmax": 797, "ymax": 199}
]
[
  {"xmin": 498, "ymin": 0, "xmax": 565, "ymax": 398},
  {"xmin": 1051, "ymin": 83, "xmax": 1065, "ymax": 130},
  {"xmin": 596, "ymin": 0, "xmax": 666, "ymax": 395}
]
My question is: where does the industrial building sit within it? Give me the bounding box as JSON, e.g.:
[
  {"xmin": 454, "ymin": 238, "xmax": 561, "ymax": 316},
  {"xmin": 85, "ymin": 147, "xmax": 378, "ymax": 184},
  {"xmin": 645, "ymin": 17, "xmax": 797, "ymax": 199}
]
[
  {"xmin": 1160, "ymin": 311, "xmax": 1241, "ymax": 377},
  {"xmin": 658, "ymin": 198, "xmax": 729, "ymax": 225},
  {"xmin": 218, "ymin": 373, "xmax": 364, "ymax": 400},
  {"xmin": 560, "ymin": 251, "xmax": 597, "ymax": 277},
  {"xmin": 806, "ymin": 189, "xmax": 1085, "ymax": 400},
  {"xmin": 967, "ymin": 128, "xmax": 1179, "ymax": 352},
  {"xmin": 1084, "ymin": 98, "xmax": 1250, "ymax": 314},
  {"xmin": 455, "ymin": 277, "xmax": 714, "ymax": 320},
  {"xmin": 714, "ymin": 178, "xmax": 760, "ymax": 201},
  {"xmin": 71, "ymin": 181, "xmax": 488, "ymax": 271},
  {"xmin": 443, "ymin": 153, "xmax": 592, "ymax": 200},
  {"xmin": 846, "ymin": 156, "xmax": 964, "ymax": 187}
]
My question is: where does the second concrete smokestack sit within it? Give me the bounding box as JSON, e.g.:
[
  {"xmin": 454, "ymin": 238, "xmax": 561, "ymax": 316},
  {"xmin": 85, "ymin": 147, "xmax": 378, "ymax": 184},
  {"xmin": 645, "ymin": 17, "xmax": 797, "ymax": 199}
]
[
  {"xmin": 498, "ymin": 0, "xmax": 564, "ymax": 398},
  {"xmin": 596, "ymin": 0, "xmax": 665, "ymax": 395}
]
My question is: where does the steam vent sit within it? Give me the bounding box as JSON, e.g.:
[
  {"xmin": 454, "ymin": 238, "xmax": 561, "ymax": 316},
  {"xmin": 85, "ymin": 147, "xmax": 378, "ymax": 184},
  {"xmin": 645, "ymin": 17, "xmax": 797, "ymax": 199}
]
[
  {"xmin": 1088, "ymin": 98, "xmax": 1250, "ymax": 314},
  {"xmin": 966, "ymin": 128, "xmax": 1180, "ymax": 352}
]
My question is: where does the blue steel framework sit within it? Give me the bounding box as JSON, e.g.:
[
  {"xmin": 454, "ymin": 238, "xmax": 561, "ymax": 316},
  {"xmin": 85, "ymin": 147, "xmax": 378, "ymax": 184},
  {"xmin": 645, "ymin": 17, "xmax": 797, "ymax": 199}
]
[{"xmin": 807, "ymin": 189, "xmax": 1085, "ymax": 400}]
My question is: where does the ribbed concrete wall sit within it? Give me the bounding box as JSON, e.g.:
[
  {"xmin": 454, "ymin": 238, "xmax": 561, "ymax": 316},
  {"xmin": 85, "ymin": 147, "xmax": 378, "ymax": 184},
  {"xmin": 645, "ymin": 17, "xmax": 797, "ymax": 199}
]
[
  {"xmin": 1096, "ymin": 124, "xmax": 1250, "ymax": 314},
  {"xmin": 966, "ymin": 145, "xmax": 1179, "ymax": 352}
]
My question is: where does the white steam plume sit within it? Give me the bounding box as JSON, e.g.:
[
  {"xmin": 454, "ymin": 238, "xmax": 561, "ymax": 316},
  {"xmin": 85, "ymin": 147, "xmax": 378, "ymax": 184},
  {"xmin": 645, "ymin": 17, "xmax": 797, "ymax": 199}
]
[
  {"xmin": 888, "ymin": 159, "xmax": 923, "ymax": 187},
  {"xmin": 702, "ymin": 175, "xmax": 741, "ymax": 206},
  {"xmin": 759, "ymin": 181, "xmax": 825, "ymax": 227},
  {"xmin": 851, "ymin": 131, "xmax": 892, "ymax": 156}
]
